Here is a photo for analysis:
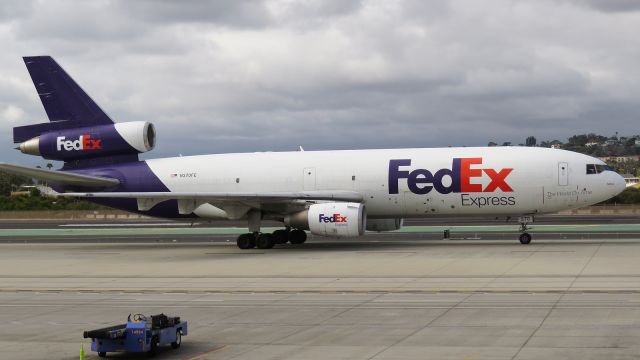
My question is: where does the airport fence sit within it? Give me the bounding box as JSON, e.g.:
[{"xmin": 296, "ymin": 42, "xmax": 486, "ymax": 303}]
[{"xmin": 0, "ymin": 210, "xmax": 149, "ymax": 220}]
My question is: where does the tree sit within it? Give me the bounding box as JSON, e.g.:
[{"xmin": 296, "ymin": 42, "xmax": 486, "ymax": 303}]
[
  {"xmin": 0, "ymin": 172, "xmax": 29, "ymax": 196},
  {"xmin": 567, "ymin": 134, "xmax": 588, "ymax": 146},
  {"xmin": 525, "ymin": 136, "xmax": 536, "ymax": 147}
]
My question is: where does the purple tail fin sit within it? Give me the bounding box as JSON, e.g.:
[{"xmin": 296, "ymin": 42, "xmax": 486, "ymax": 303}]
[{"xmin": 13, "ymin": 56, "xmax": 114, "ymax": 143}]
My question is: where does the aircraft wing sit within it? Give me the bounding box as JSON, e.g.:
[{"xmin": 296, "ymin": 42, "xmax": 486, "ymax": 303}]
[
  {"xmin": 0, "ymin": 163, "xmax": 120, "ymax": 187},
  {"xmin": 57, "ymin": 190, "xmax": 364, "ymax": 217},
  {"xmin": 57, "ymin": 190, "xmax": 363, "ymax": 202}
]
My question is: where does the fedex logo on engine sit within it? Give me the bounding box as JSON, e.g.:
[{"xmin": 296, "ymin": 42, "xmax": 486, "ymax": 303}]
[
  {"xmin": 389, "ymin": 158, "xmax": 513, "ymax": 195},
  {"xmin": 319, "ymin": 213, "xmax": 348, "ymax": 223},
  {"xmin": 56, "ymin": 135, "xmax": 102, "ymax": 151}
]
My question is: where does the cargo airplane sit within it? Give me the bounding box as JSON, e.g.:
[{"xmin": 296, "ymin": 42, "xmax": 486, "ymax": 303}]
[{"xmin": 0, "ymin": 57, "xmax": 626, "ymax": 248}]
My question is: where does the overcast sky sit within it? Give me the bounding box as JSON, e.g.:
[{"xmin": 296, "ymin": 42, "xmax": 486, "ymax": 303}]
[{"xmin": 1, "ymin": 0, "xmax": 639, "ymax": 166}]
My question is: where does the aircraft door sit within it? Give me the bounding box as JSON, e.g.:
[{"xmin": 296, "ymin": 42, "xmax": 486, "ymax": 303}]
[
  {"xmin": 558, "ymin": 162, "xmax": 568, "ymax": 186},
  {"xmin": 303, "ymin": 167, "xmax": 316, "ymax": 190}
]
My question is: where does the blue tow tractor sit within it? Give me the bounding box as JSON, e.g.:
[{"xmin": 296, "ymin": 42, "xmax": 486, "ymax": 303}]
[{"xmin": 83, "ymin": 314, "xmax": 188, "ymax": 357}]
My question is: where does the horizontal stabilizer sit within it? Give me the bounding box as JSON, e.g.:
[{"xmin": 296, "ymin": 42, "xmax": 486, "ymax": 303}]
[
  {"xmin": 0, "ymin": 163, "xmax": 120, "ymax": 187},
  {"xmin": 57, "ymin": 190, "xmax": 364, "ymax": 202},
  {"xmin": 13, "ymin": 120, "xmax": 71, "ymax": 143}
]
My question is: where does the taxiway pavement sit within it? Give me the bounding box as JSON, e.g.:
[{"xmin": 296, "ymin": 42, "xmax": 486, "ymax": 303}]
[{"xmin": 1, "ymin": 216, "xmax": 640, "ymax": 359}]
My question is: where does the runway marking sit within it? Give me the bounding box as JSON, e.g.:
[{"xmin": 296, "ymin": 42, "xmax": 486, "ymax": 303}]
[
  {"xmin": 511, "ymin": 250, "xmax": 575, "ymax": 253},
  {"xmin": 64, "ymin": 252, "xmax": 121, "ymax": 255},
  {"xmin": 59, "ymin": 223, "xmax": 199, "ymax": 227},
  {"xmin": 3, "ymin": 289, "xmax": 640, "ymax": 294},
  {"xmin": 3, "ymin": 224, "xmax": 640, "ymax": 237}
]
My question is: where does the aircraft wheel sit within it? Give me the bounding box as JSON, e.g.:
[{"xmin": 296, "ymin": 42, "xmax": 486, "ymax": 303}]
[
  {"xmin": 519, "ymin": 232, "xmax": 532, "ymax": 245},
  {"xmin": 272, "ymin": 229, "xmax": 289, "ymax": 244},
  {"xmin": 98, "ymin": 352, "xmax": 106, "ymax": 358},
  {"xmin": 289, "ymin": 229, "xmax": 307, "ymax": 244},
  {"xmin": 237, "ymin": 233, "xmax": 256, "ymax": 249},
  {"xmin": 256, "ymin": 233, "xmax": 275, "ymax": 249}
]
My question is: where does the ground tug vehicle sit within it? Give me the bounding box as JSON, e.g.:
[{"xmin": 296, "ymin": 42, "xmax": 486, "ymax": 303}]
[{"xmin": 83, "ymin": 314, "xmax": 187, "ymax": 357}]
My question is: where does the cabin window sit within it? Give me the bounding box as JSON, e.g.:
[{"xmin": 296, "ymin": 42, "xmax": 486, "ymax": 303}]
[{"xmin": 586, "ymin": 164, "xmax": 596, "ymax": 174}]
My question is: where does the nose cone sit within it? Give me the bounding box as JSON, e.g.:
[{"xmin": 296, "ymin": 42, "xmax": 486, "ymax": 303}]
[
  {"xmin": 614, "ymin": 172, "xmax": 626, "ymax": 195},
  {"xmin": 608, "ymin": 171, "xmax": 626, "ymax": 197}
]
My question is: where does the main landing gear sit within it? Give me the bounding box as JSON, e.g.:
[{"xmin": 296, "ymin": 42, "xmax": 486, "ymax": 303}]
[
  {"xmin": 236, "ymin": 228, "xmax": 307, "ymax": 249},
  {"xmin": 518, "ymin": 216, "xmax": 533, "ymax": 245}
]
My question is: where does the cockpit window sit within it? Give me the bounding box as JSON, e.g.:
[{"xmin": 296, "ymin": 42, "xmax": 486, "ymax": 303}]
[{"xmin": 586, "ymin": 164, "xmax": 614, "ymax": 174}]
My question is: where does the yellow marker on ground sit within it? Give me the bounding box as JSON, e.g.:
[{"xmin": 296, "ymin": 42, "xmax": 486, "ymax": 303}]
[{"xmin": 79, "ymin": 343, "xmax": 85, "ymax": 360}]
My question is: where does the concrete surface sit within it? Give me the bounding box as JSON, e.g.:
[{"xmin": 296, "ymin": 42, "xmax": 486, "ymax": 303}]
[
  {"xmin": 2, "ymin": 215, "xmax": 640, "ymax": 243},
  {"xmin": 2, "ymin": 229, "xmax": 640, "ymax": 359}
]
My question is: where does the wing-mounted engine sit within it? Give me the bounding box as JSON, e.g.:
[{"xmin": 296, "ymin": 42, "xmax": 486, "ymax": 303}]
[
  {"xmin": 285, "ymin": 202, "xmax": 366, "ymax": 237},
  {"xmin": 17, "ymin": 121, "xmax": 155, "ymax": 161}
]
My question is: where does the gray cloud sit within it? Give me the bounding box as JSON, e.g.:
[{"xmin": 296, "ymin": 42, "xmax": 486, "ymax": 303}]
[
  {"xmin": 117, "ymin": 0, "xmax": 273, "ymax": 28},
  {"xmin": 566, "ymin": 0, "xmax": 640, "ymax": 13},
  {"xmin": 1, "ymin": 0, "xmax": 639, "ymax": 167},
  {"xmin": 0, "ymin": 1, "xmax": 33, "ymax": 21}
]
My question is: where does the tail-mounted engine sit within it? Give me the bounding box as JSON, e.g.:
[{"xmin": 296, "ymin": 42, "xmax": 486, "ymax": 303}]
[
  {"xmin": 17, "ymin": 121, "xmax": 155, "ymax": 161},
  {"xmin": 285, "ymin": 202, "xmax": 366, "ymax": 237}
]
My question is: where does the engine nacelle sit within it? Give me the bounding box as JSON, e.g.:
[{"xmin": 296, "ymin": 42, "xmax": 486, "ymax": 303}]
[
  {"xmin": 17, "ymin": 121, "xmax": 155, "ymax": 161},
  {"xmin": 285, "ymin": 202, "xmax": 365, "ymax": 237},
  {"xmin": 366, "ymin": 218, "xmax": 403, "ymax": 232}
]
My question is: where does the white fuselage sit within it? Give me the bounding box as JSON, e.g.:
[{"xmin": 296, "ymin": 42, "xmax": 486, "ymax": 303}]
[{"xmin": 145, "ymin": 147, "xmax": 625, "ymax": 219}]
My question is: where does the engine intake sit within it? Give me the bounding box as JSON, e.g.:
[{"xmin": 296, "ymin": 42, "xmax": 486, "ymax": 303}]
[
  {"xmin": 285, "ymin": 202, "xmax": 365, "ymax": 237},
  {"xmin": 17, "ymin": 121, "xmax": 155, "ymax": 161}
]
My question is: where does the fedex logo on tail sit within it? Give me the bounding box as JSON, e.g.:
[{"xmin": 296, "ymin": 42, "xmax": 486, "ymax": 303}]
[
  {"xmin": 56, "ymin": 135, "xmax": 102, "ymax": 151},
  {"xmin": 319, "ymin": 213, "xmax": 348, "ymax": 223},
  {"xmin": 389, "ymin": 158, "xmax": 513, "ymax": 195}
]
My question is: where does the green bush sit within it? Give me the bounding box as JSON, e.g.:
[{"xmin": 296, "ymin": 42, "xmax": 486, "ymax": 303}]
[
  {"xmin": 0, "ymin": 195, "xmax": 106, "ymax": 211},
  {"xmin": 601, "ymin": 187, "xmax": 640, "ymax": 205}
]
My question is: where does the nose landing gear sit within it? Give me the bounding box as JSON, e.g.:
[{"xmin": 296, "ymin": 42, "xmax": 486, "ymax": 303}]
[
  {"xmin": 518, "ymin": 216, "xmax": 533, "ymax": 244},
  {"xmin": 519, "ymin": 232, "xmax": 532, "ymax": 245}
]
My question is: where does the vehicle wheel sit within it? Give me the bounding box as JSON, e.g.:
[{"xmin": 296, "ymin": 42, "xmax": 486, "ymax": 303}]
[
  {"xmin": 256, "ymin": 233, "xmax": 275, "ymax": 249},
  {"xmin": 171, "ymin": 330, "xmax": 181, "ymax": 349},
  {"xmin": 272, "ymin": 229, "xmax": 289, "ymax": 244},
  {"xmin": 148, "ymin": 336, "xmax": 158, "ymax": 357},
  {"xmin": 237, "ymin": 233, "xmax": 255, "ymax": 249},
  {"xmin": 289, "ymin": 229, "xmax": 307, "ymax": 244},
  {"xmin": 519, "ymin": 232, "xmax": 532, "ymax": 245},
  {"xmin": 98, "ymin": 352, "xmax": 106, "ymax": 357}
]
